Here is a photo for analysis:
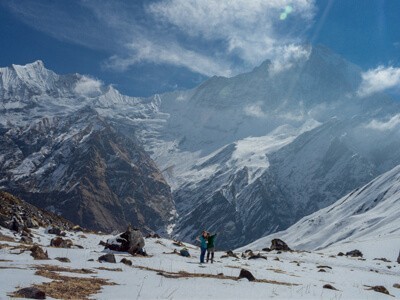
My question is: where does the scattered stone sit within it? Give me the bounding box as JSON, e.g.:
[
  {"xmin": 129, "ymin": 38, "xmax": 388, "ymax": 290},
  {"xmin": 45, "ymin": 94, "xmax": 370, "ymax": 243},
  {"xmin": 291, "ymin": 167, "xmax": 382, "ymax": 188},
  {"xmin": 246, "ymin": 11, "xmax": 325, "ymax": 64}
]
[
  {"xmin": 397, "ymin": 251, "xmax": 400, "ymax": 264},
  {"xmin": 393, "ymin": 283, "xmax": 400, "ymax": 289},
  {"xmin": 374, "ymin": 257, "xmax": 391, "ymax": 263},
  {"xmin": 337, "ymin": 252, "xmax": 345, "ymax": 256},
  {"xmin": 274, "ymin": 257, "xmax": 280, "ymax": 261},
  {"xmin": 317, "ymin": 265, "xmax": 332, "ymax": 270},
  {"xmin": 146, "ymin": 233, "xmax": 161, "ymax": 238},
  {"xmin": 323, "ymin": 284, "xmax": 338, "ymax": 291},
  {"xmin": 87, "ymin": 259, "xmax": 94, "ymax": 262},
  {"xmin": 172, "ymin": 240, "xmax": 184, "ymax": 247},
  {"xmin": 20, "ymin": 235, "xmax": 33, "ymax": 244},
  {"xmin": 318, "ymin": 269, "xmax": 326, "ymax": 273},
  {"xmin": 238, "ymin": 269, "xmax": 256, "ymax": 281},
  {"xmin": 121, "ymin": 258, "xmax": 133, "ymax": 266},
  {"xmin": 270, "ymin": 239, "xmax": 291, "ymax": 251},
  {"xmin": 30, "ymin": 245, "xmax": 49, "ymax": 260},
  {"xmin": 72, "ymin": 225, "xmax": 82, "ymax": 232},
  {"xmin": 99, "ymin": 240, "xmax": 107, "ymax": 246},
  {"xmin": 47, "ymin": 227, "xmax": 66, "ymax": 236},
  {"xmin": 50, "ymin": 237, "xmax": 73, "ymax": 248},
  {"xmin": 248, "ymin": 253, "xmax": 267, "ymax": 260},
  {"xmin": 221, "ymin": 250, "xmax": 239, "ymax": 259},
  {"xmin": 14, "ymin": 287, "xmax": 46, "ymax": 299},
  {"xmin": 55, "ymin": 257, "xmax": 71, "ymax": 263},
  {"xmin": 78, "ymin": 234, "xmax": 87, "ymax": 239},
  {"xmin": 262, "ymin": 247, "xmax": 271, "ymax": 252},
  {"xmin": 346, "ymin": 250, "xmax": 363, "ymax": 258},
  {"xmin": 180, "ymin": 248, "xmax": 190, "ymax": 257},
  {"xmin": 99, "ymin": 253, "xmax": 116, "ymax": 263},
  {"xmin": 367, "ymin": 285, "xmax": 390, "ymax": 295}
]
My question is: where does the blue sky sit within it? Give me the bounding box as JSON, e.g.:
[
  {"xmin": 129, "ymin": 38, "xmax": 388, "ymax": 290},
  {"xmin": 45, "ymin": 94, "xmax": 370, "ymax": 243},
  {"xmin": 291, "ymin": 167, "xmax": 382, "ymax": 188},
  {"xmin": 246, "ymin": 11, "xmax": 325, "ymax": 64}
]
[{"xmin": 1, "ymin": 0, "xmax": 399, "ymax": 97}]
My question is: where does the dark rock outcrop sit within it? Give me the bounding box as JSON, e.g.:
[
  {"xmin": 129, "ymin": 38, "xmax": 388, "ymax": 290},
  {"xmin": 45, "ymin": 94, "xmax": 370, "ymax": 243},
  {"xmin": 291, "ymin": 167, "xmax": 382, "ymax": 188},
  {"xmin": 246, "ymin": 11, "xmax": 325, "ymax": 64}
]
[
  {"xmin": 367, "ymin": 286, "xmax": 390, "ymax": 295},
  {"xmin": 346, "ymin": 249, "xmax": 363, "ymax": 258},
  {"xmin": 270, "ymin": 239, "xmax": 291, "ymax": 251},
  {"xmin": 30, "ymin": 245, "xmax": 49, "ymax": 260},
  {"xmin": 323, "ymin": 284, "xmax": 338, "ymax": 290},
  {"xmin": 397, "ymin": 251, "xmax": 400, "ymax": 264},
  {"xmin": 14, "ymin": 287, "xmax": 46, "ymax": 299},
  {"xmin": 120, "ymin": 258, "xmax": 133, "ymax": 266},
  {"xmin": 105, "ymin": 226, "xmax": 145, "ymax": 256},
  {"xmin": 50, "ymin": 237, "xmax": 73, "ymax": 248},
  {"xmin": 55, "ymin": 257, "xmax": 71, "ymax": 263},
  {"xmin": 99, "ymin": 253, "xmax": 116, "ymax": 263},
  {"xmin": 238, "ymin": 269, "xmax": 256, "ymax": 281}
]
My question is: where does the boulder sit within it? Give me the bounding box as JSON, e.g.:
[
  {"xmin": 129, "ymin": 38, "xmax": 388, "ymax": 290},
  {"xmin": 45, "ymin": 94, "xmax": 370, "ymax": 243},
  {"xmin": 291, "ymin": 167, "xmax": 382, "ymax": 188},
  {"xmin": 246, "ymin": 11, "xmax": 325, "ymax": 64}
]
[
  {"xmin": 270, "ymin": 239, "xmax": 291, "ymax": 251},
  {"xmin": 99, "ymin": 253, "xmax": 116, "ymax": 263},
  {"xmin": 14, "ymin": 287, "xmax": 46, "ymax": 299},
  {"xmin": 105, "ymin": 226, "xmax": 145, "ymax": 256},
  {"xmin": 367, "ymin": 286, "xmax": 390, "ymax": 295},
  {"xmin": 30, "ymin": 245, "xmax": 49, "ymax": 260},
  {"xmin": 47, "ymin": 227, "xmax": 66, "ymax": 236},
  {"xmin": 337, "ymin": 252, "xmax": 345, "ymax": 256},
  {"xmin": 55, "ymin": 257, "xmax": 71, "ymax": 263},
  {"xmin": 397, "ymin": 251, "xmax": 400, "ymax": 264},
  {"xmin": 20, "ymin": 235, "xmax": 33, "ymax": 244},
  {"xmin": 238, "ymin": 269, "xmax": 256, "ymax": 281},
  {"xmin": 323, "ymin": 284, "xmax": 338, "ymax": 290},
  {"xmin": 393, "ymin": 283, "xmax": 400, "ymax": 289},
  {"xmin": 121, "ymin": 258, "xmax": 133, "ymax": 266},
  {"xmin": 50, "ymin": 237, "xmax": 73, "ymax": 248},
  {"xmin": 346, "ymin": 250, "xmax": 363, "ymax": 258}
]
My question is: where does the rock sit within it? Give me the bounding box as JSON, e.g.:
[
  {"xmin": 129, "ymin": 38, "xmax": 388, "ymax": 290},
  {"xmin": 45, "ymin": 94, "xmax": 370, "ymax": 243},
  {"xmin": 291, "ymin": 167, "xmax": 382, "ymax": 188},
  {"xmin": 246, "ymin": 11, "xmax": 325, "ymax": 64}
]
[
  {"xmin": 105, "ymin": 226, "xmax": 145, "ymax": 256},
  {"xmin": 318, "ymin": 269, "xmax": 326, "ymax": 272},
  {"xmin": 20, "ymin": 235, "xmax": 33, "ymax": 244},
  {"xmin": 238, "ymin": 269, "xmax": 256, "ymax": 281},
  {"xmin": 50, "ymin": 237, "xmax": 73, "ymax": 248},
  {"xmin": 397, "ymin": 251, "xmax": 400, "ymax": 264},
  {"xmin": 221, "ymin": 250, "xmax": 239, "ymax": 259},
  {"xmin": 248, "ymin": 253, "xmax": 267, "ymax": 260},
  {"xmin": 262, "ymin": 247, "xmax": 271, "ymax": 252},
  {"xmin": 323, "ymin": 284, "xmax": 338, "ymax": 290},
  {"xmin": 367, "ymin": 286, "xmax": 390, "ymax": 295},
  {"xmin": 146, "ymin": 233, "xmax": 161, "ymax": 238},
  {"xmin": 72, "ymin": 225, "xmax": 82, "ymax": 231},
  {"xmin": 87, "ymin": 259, "xmax": 94, "ymax": 262},
  {"xmin": 99, "ymin": 240, "xmax": 107, "ymax": 246},
  {"xmin": 172, "ymin": 240, "xmax": 184, "ymax": 247},
  {"xmin": 14, "ymin": 287, "xmax": 46, "ymax": 299},
  {"xmin": 121, "ymin": 258, "xmax": 133, "ymax": 266},
  {"xmin": 373, "ymin": 257, "xmax": 391, "ymax": 263},
  {"xmin": 99, "ymin": 253, "xmax": 116, "ymax": 263},
  {"xmin": 55, "ymin": 257, "xmax": 71, "ymax": 263},
  {"xmin": 317, "ymin": 265, "xmax": 332, "ymax": 270},
  {"xmin": 393, "ymin": 283, "xmax": 400, "ymax": 289},
  {"xmin": 346, "ymin": 250, "xmax": 363, "ymax": 257},
  {"xmin": 180, "ymin": 248, "xmax": 190, "ymax": 257},
  {"xmin": 30, "ymin": 245, "xmax": 49, "ymax": 260},
  {"xmin": 270, "ymin": 239, "xmax": 291, "ymax": 251},
  {"xmin": 337, "ymin": 252, "xmax": 344, "ymax": 256},
  {"xmin": 47, "ymin": 227, "xmax": 63, "ymax": 236}
]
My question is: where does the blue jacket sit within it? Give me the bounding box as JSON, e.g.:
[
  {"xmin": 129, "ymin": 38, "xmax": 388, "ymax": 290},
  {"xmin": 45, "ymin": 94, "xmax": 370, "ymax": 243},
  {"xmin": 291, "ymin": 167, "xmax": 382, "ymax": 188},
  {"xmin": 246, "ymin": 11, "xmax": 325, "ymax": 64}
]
[{"xmin": 199, "ymin": 236, "xmax": 207, "ymax": 248}]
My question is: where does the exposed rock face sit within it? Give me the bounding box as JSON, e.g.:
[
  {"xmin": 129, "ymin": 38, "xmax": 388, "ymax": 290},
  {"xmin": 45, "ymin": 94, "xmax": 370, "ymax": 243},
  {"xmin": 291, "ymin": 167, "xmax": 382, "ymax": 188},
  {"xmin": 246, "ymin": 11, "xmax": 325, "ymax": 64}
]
[
  {"xmin": 270, "ymin": 239, "xmax": 291, "ymax": 251},
  {"xmin": 0, "ymin": 191, "xmax": 73, "ymax": 232},
  {"xmin": 0, "ymin": 108, "xmax": 175, "ymax": 233}
]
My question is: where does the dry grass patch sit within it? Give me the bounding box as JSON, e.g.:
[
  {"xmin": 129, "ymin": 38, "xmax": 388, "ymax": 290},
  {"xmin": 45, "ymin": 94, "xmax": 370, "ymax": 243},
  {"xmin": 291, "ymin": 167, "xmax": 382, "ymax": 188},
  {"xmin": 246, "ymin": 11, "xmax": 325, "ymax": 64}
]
[
  {"xmin": 32, "ymin": 267, "xmax": 116, "ymax": 299},
  {"xmin": 0, "ymin": 233, "xmax": 17, "ymax": 242},
  {"xmin": 96, "ymin": 267, "xmax": 123, "ymax": 272},
  {"xmin": 35, "ymin": 265, "xmax": 95, "ymax": 274},
  {"xmin": 132, "ymin": 264, "xmax": 299, "ymax": 286}
]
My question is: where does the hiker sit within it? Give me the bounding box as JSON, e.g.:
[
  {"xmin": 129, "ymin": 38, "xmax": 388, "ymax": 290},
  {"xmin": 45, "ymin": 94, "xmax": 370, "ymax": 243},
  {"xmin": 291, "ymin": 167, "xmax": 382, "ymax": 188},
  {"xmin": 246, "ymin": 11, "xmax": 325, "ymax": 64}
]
[
  {"xmin": 206, "ymin": 232, "xmax": 217, "ymax": 263},
  {"xmin": 196, "ymin": 230, "xmax": 208, "ymax": 263}
]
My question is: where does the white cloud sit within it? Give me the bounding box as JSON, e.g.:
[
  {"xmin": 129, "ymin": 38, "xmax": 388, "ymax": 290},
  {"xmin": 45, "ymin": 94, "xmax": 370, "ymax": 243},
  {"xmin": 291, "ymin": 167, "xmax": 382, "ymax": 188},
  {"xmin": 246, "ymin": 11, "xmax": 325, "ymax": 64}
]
[
  {"xmin": 74, "ymin": 76, "xmax": 103, "ymax": 97},
  {"xmin": 365, "ymin": 114, "xmax": 400, "ymax": 131},
  {"xmin": 244, "ymin": 102, "xmax": 267, "ymax": 118},
  {"xmin": 357, "ymin": 66, "xmax": 400, "ymax": 97}
]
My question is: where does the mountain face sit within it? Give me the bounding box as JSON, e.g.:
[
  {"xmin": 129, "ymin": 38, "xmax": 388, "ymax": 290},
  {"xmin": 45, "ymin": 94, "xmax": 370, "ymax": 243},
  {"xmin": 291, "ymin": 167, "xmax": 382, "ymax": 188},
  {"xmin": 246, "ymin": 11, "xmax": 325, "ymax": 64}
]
[
  {"xmin": 1, "ymin": 46, "xmax": 400, "ymax": 248},
  {"xmin": 0, "ymin": 63, "xmax": 175, "ymax": 233},
  {"xmin": 243, "ymin": 163, "xmax": 400, "ymax": 252}
]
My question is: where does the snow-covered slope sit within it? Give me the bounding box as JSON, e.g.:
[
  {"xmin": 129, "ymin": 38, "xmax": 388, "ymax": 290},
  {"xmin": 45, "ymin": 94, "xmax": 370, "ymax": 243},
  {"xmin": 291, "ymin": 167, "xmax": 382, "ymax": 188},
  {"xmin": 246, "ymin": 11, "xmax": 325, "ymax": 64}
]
[
  {"xmin": 243, "ymin": 163, "xmax": 400, "ymax": 259},
  {"xmin": 1, "ymin": 224, "xmax": 400, "ymax": 299}
]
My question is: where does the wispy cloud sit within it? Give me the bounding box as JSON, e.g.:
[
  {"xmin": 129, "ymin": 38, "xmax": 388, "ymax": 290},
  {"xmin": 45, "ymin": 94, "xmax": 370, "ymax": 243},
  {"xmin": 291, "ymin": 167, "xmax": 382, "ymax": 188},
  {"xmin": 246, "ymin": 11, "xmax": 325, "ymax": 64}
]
[
  {"xmin": 357, "ymin": 66, "xmax": 400, "ymax": 97},
  {"xmin": 3, "ymin": 0, "xmax": 316, "ymax": 77},
  {"xmin": 365, "ymin": 114, "xmax": 400, "ymax": 131},
  {"xmin": 74, "ymin": 76, "xmax": 103, "ymax": 97}
]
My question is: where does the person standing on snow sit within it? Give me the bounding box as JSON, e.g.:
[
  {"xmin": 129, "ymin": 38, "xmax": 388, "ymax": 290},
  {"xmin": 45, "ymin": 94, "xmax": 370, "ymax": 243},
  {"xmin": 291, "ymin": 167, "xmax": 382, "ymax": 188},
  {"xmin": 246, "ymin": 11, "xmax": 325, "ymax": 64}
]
[
  {"xmin": 206, "ymin": 232, "xmax": 217, "ymax": 263},
  {"xmin": 196, "ymin": 230, "xmax": 208, "ymax": 263}
]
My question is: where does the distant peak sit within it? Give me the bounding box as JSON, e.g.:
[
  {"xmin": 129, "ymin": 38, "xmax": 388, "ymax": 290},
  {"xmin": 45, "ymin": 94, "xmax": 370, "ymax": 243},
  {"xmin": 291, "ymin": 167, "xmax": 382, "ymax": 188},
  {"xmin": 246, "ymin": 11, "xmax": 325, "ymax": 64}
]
[{"xmin": 11, "ymin": 60, "xmax": 45, "ymax": 70}]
